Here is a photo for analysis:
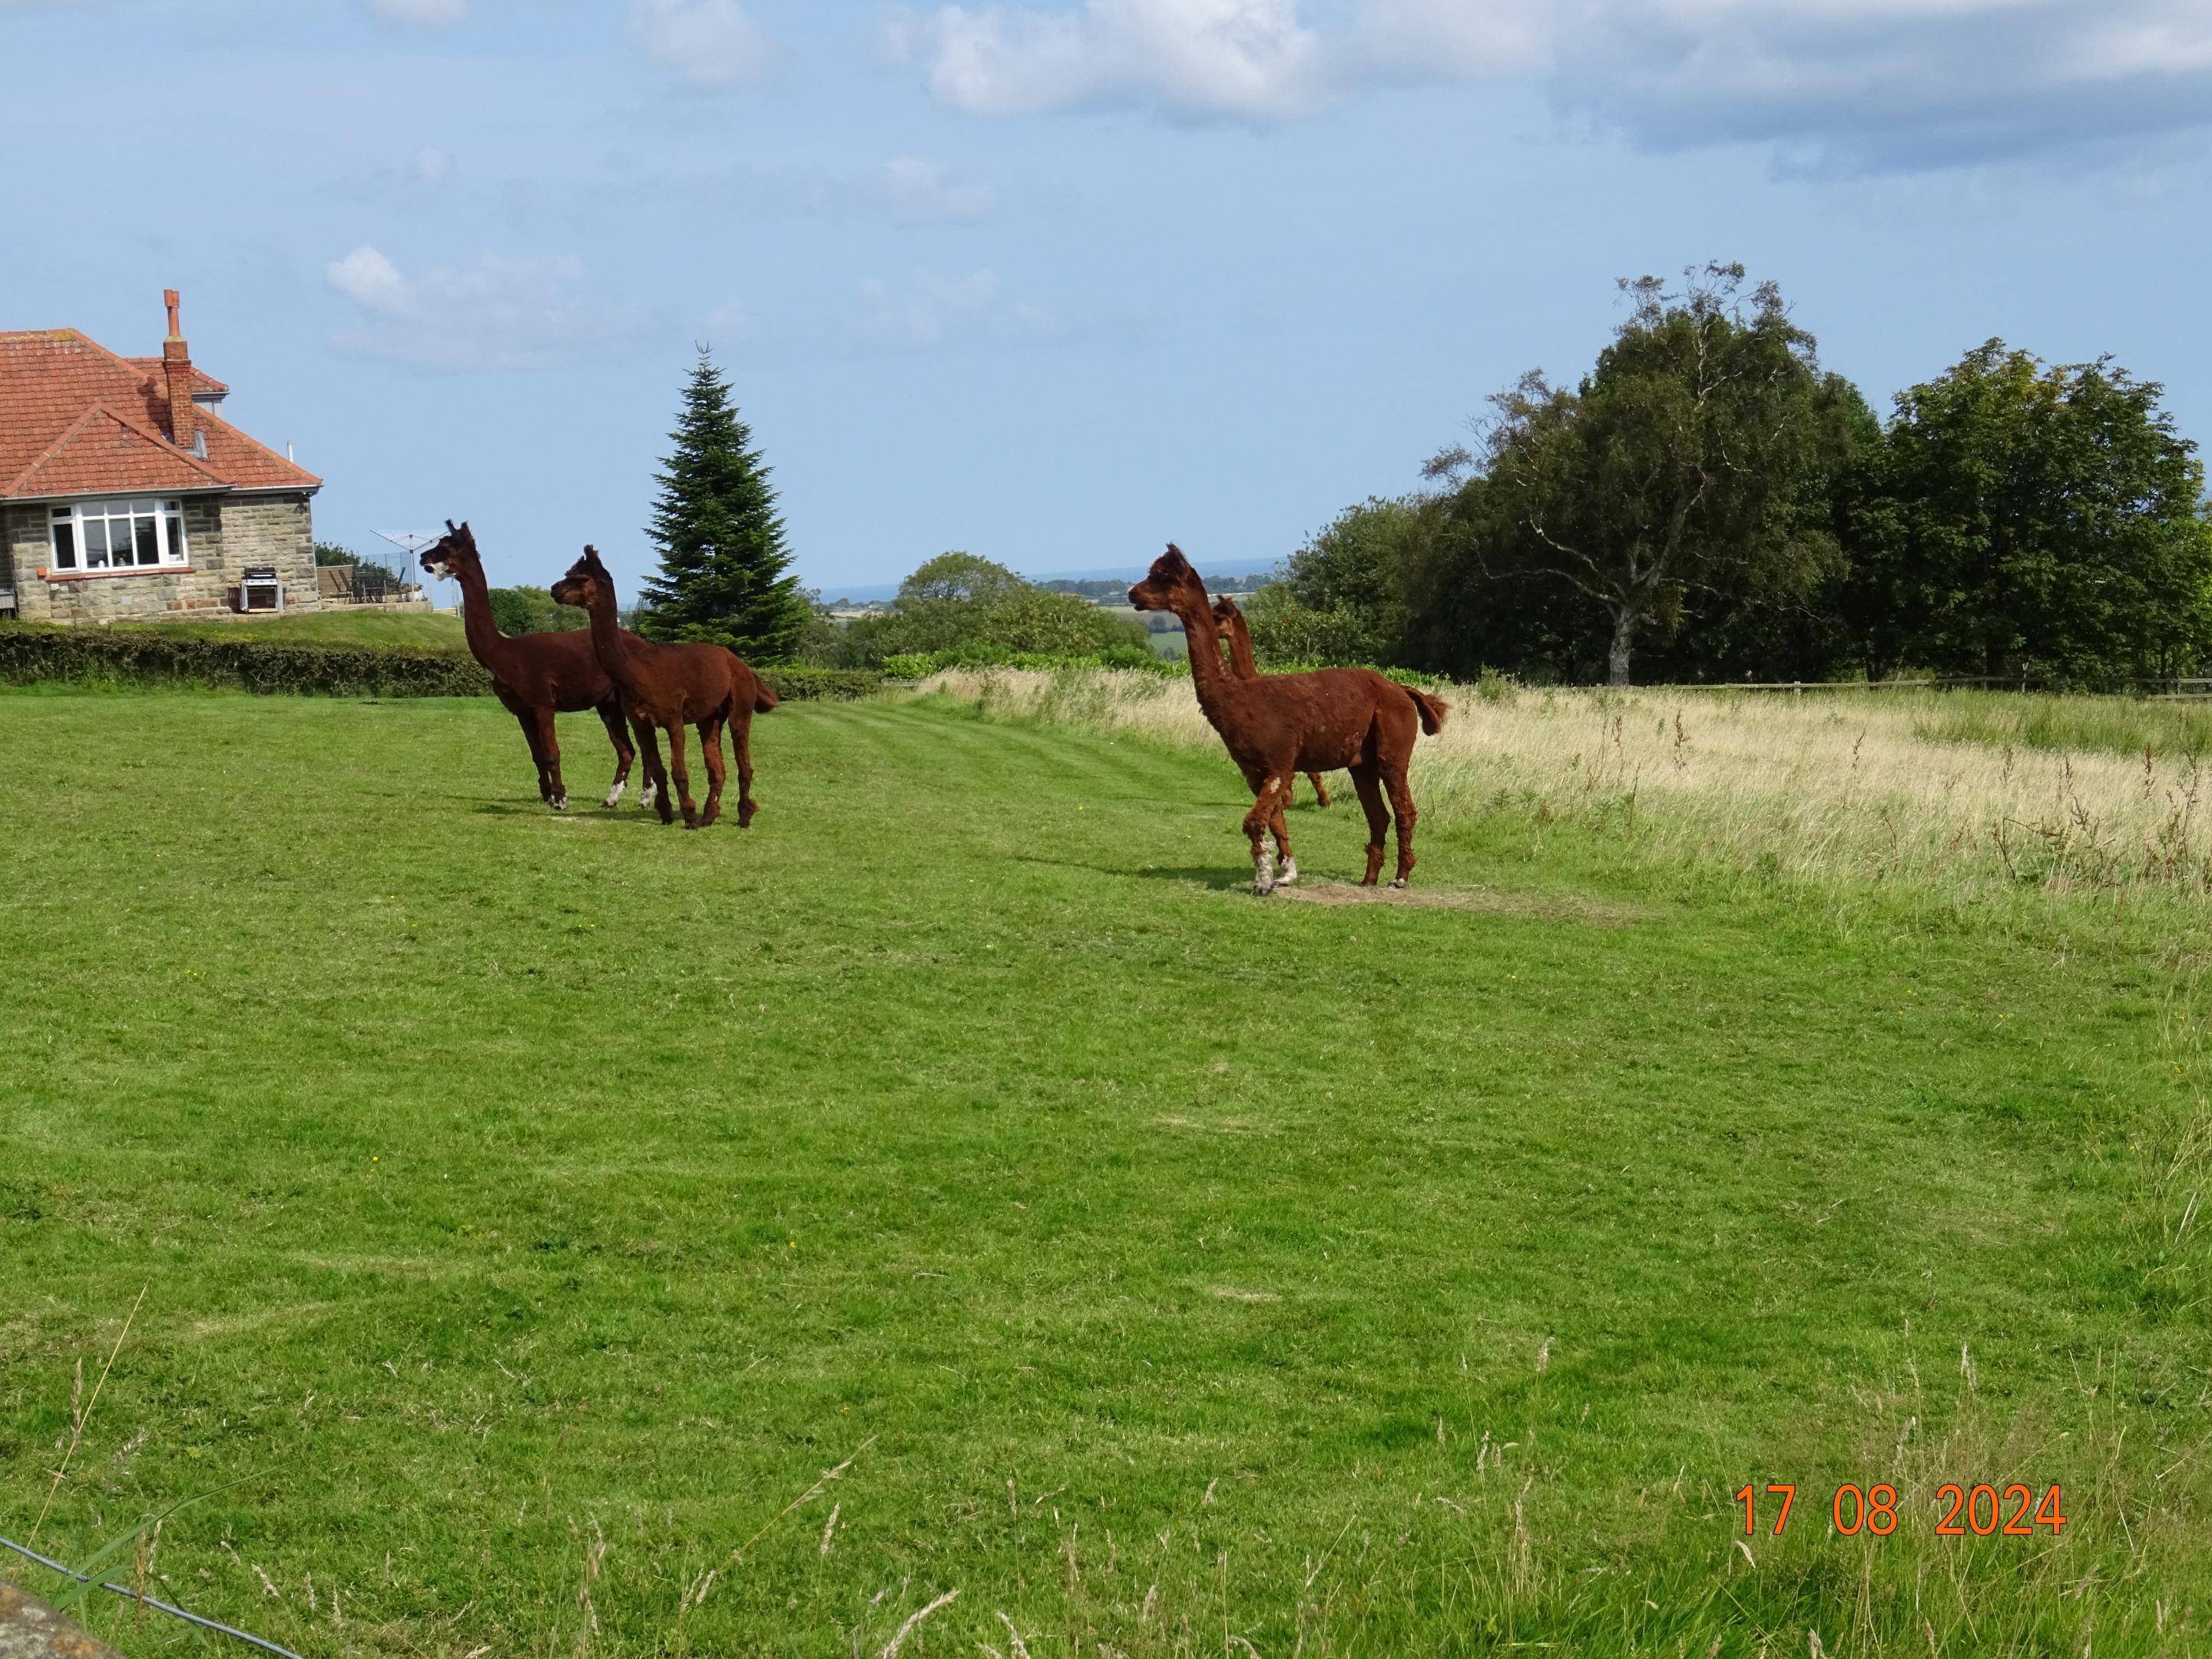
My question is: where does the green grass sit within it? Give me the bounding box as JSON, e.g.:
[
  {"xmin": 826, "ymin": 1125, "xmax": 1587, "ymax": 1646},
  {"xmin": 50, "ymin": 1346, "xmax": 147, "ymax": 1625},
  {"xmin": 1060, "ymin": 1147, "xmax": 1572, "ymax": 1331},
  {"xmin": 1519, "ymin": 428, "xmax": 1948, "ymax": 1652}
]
[
  {"xmin": 107, "ymin": 610, "xmax": 469, "ymax": 648},
  {"xmin": 1, "ymin": 689, "xmax": 2207, "ymax": 1657},
  {"xmin": 1913, "ymin": 688, "xmax": 2212, "ymax": 758}
]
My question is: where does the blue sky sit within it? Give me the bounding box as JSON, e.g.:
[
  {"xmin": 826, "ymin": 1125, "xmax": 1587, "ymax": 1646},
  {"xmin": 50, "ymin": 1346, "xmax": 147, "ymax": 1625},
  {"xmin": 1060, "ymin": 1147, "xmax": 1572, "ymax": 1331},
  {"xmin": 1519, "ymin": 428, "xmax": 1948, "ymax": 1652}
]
[{"xmin": 6, "ymin": 1, "xmax": 2210, "ymax": 600}]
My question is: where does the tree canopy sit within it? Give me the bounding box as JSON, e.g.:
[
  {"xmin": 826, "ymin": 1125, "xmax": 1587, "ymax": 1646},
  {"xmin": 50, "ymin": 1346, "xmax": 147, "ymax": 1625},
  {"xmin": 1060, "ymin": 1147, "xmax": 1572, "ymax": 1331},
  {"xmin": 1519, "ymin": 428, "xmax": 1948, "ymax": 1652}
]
[
  {"xmin": 1447, "ymin": 263, "xmax": 1870, "ymax": 685},
  {"xmin": 1843, "ymin": 343, "xmax": 2212, "ymax": 687}
]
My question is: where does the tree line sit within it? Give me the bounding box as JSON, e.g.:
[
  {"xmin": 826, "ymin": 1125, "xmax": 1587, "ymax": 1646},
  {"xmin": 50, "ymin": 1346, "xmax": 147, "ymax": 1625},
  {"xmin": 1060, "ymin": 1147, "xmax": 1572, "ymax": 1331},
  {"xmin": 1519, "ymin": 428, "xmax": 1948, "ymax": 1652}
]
[{"xmin": 1248, "ymin": 263, "xmax": 2212, "ymax": 689}]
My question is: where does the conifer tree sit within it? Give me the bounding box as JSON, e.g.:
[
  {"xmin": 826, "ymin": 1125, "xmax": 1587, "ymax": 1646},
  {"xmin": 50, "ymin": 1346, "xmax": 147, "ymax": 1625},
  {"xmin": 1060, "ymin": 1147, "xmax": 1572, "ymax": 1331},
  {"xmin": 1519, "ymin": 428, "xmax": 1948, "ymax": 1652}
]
[{"xmin": 637, "ymin": 349, "xmax": 807, "ymax": 660}]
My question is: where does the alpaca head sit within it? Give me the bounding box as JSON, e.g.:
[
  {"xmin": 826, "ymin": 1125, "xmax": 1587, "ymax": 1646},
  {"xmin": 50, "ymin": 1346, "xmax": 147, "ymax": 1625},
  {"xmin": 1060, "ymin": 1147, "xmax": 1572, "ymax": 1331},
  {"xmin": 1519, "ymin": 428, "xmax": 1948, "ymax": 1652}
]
[
  {"xmin": 551, "ymin": 545, "xmax": 616, "ymax": 613},
  {"xmin": 1210, "ymin": 594, "xmax": 1243, "ymax": 629},
  {"xmin": 419, "ymin": 519, "xmax": 478, "ymax": 581},
  {"xmin": 1128, "ymin": 543, "xmax": 1206, "ymax": 616}
]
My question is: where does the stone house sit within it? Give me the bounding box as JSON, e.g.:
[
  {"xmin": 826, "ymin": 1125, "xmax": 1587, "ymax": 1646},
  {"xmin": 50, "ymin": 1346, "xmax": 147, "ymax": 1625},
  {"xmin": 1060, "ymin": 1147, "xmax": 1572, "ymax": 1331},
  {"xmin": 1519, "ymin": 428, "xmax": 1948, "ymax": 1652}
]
[{"xmin": 0, "ymin": 290, "xmax": 323, "ymax": 623}]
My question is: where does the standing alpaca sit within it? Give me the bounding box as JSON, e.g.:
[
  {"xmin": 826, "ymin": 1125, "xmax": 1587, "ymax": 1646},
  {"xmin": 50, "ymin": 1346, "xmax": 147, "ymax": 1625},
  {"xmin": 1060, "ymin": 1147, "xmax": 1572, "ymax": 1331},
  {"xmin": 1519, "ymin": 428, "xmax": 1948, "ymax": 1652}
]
[
  {"xmin": 1210, "ymin": 594, "xmax": 1331, "ymax": 808},
  {"xmin": 419, "ymin": 521, "xmax": 648, "ymax": 812},
  {"xmin": 550, "ymin": 546, "xmax": 777, "ymax": 830},
  {"xmin": 1131, "ymin": 545, "xmax": 1445, "ymax": 893}
]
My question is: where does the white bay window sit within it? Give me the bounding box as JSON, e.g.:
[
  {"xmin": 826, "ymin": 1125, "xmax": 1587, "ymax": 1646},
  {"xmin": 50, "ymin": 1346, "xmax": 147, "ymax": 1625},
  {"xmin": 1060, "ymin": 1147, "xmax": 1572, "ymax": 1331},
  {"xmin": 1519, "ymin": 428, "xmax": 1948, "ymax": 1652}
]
[{"xmin": 49, "ymin": 498, "xmax": 189, "ymax": 573}]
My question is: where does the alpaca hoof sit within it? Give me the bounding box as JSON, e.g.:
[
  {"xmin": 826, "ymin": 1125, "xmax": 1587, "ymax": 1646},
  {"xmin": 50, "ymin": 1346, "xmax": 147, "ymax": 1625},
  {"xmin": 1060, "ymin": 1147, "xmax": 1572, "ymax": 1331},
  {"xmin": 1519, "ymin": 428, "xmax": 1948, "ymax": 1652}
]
[
  {"xmin": 549, "ymin": 794, "xmax": 568, "ymax": 811},
  {"xmin": 1389, "ymin": 878, "xmax": 1408, "ymax": 889},
  {"xmin": 603, "ymin": 781, "xmax": 626, "ymax": 809},
  {"xmin": 1277, "ymin": 860, "xmax": 1297, "ymax": 886},
  {"xmin": 1253, "ymin": 881, "xmax": 1275, "ymax": 897}
]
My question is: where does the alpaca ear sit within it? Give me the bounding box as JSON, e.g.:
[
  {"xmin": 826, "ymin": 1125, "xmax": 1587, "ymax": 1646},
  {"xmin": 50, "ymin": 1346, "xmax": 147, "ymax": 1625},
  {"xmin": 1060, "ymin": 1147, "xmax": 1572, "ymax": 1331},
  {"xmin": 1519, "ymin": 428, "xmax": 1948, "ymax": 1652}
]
[{"xmin": 445, "ymin": 518, "xmax": 458, "ymax": 532}]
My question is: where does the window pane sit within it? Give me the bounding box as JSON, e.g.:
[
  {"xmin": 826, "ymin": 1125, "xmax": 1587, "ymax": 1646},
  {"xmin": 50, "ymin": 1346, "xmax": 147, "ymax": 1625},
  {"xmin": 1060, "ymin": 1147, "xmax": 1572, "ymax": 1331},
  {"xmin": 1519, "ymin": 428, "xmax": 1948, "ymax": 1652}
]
[
  {"xmin": 165, "ymin": 515, "xmax": 186, "ymax": 562},
  {"xmin": 84, "ymin": 522, "xmax": 109, "ymax": 567},
  {"xmin": 134, "ymin": 518, "xmax": 160, "ymax": 565},
  {"xmin": 102, "ymin": 499, "xmax": 134, "ymax": 518},
  {"xmin": 51, "ymin": 505, "xmax": 68, "ymax": 520},
  {"xmin": 53, "ymin": 522, "xmax": 76, "ymax": 569}
]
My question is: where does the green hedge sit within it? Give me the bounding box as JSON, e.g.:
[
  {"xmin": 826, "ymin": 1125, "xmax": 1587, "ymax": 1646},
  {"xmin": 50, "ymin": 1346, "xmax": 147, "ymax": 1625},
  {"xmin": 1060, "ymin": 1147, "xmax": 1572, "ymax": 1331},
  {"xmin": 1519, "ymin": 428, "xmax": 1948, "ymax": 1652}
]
[
  {"xmin": 755, "ymin": 667, "xmax": 884, "ymax": 702},
  {"xmin": 0, "ymin": 624, "xmax": 883, "ymax": 702},
  {"xmin": 882, "ymin": 645, "xmax": 1184, "ymax": 679}
]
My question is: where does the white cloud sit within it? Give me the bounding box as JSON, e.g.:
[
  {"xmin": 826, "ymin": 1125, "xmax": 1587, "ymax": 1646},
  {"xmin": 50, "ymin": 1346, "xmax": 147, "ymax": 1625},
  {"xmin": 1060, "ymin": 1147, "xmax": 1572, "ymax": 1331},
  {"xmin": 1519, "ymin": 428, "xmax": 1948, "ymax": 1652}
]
[
  {"xmin": 326, "ymin": 244, "xmax": 646, "ymax": 372},
  {"xmin": 888, "ymin": 0, "xmax": 1334, "ymax": 120},
  {"xmin": 364, "ymin": 0, "xmax": 468, "ymax": 27},
  {"xmin": 846, "ymin": 269, "xmax": 1057, "ymax": 351},
  {"xmin": 889, "ymin": 0, "xmax": 2212, "ymax": 171},
  {"xmin": 883, "ymin": 157, "xmax": 995, "ymax": 223},
  {"xmin": 631, "ymin": 0, "xmax": 773, "ymax": 88}
]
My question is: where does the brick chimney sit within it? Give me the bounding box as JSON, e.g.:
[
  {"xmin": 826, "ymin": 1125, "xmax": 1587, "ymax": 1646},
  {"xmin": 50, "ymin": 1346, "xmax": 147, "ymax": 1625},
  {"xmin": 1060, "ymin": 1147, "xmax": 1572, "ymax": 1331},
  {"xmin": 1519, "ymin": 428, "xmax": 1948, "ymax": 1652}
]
[{"xmin": 161, "ymin": 288, "xmax": 197, "ymax": 454}]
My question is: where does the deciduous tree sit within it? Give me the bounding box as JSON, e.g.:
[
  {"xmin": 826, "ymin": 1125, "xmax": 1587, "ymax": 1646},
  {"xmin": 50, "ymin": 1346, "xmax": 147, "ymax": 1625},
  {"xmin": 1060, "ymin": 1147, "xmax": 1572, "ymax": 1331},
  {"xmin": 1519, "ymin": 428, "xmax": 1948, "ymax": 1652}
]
[
  {"xmin": 1843, "ymin": 343, "xmax": 2212, "ymax": 687},
  {"xmin": 1462, "ymin": 263, "xmax": 1868, "ymax": 685}
]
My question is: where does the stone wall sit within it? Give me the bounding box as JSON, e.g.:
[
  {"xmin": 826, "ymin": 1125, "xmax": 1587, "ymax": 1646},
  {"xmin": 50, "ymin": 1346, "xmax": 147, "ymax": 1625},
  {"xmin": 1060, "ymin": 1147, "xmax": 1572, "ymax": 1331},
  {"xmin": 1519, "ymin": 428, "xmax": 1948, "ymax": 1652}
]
[{"xmin": 1, "ymin": 492, "xmax": 323, "ymax": 624}]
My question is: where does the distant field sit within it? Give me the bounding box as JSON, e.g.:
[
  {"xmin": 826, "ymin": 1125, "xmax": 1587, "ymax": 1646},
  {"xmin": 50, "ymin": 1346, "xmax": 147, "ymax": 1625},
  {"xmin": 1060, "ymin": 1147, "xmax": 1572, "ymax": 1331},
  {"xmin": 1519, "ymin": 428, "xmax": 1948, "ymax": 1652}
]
[
  {"xmin": 0, "ymin": 687, "xmax": 2206, "ymax": 1657},
  {"xmin": 108, "ymin": 609, "xmax": 469, "ymax": 648}
]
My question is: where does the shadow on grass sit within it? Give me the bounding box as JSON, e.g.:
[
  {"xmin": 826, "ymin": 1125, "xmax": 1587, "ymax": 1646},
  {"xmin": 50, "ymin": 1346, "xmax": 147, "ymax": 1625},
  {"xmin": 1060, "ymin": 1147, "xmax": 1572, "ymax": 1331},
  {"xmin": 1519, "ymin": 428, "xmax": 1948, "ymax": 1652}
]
[{"xmin": 1006, "ymin": 853, "xmax": 1250, "ymax": 890}]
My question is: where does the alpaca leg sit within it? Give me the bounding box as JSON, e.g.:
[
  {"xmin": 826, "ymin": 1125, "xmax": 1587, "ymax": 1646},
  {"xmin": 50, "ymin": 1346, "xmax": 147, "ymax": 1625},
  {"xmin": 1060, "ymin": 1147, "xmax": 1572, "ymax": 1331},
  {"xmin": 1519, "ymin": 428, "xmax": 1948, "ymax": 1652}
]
[
  {"xmin": 1306, "ymin": 771, "xmax": 1331, "ymax": 807},
  {"xmin": 512, "ymin": 706, "xmax": 553, "ymax": 805},
  {"xmin": 595, "ymin": 701, "xmax": 636, "ymax": 809},
  {"xmin": 1269, "ymin": 777, "xmax": 1298, "ymax": 886},
  {"xmin": 1385, "ymin": 767, "xmax": 1419, "ymax": 887},
  {"xmin": 1350, "ymin": 765, "xmax": 1389, "ymax": 886},
  {"xmin": 1242, "ymin": 777, "xmax": 1284, "ymax": 895},
  {"xmin": 533, "ymin": 708, "xmax": 568, "ymax": 810},
  {"xmin": 697, "ymin": 717, "xmax": 727, "ymax": 828},
  {"xmin": 633, "ymin": 718, "xmax": 674, "ymax": 824},
  {"xmin": 665, "ymin": 721, "xmax": 699, "ymax": 830},
  {"xmin": 731, "ymin": 710, "xmax": 757, "ymax": 828}
]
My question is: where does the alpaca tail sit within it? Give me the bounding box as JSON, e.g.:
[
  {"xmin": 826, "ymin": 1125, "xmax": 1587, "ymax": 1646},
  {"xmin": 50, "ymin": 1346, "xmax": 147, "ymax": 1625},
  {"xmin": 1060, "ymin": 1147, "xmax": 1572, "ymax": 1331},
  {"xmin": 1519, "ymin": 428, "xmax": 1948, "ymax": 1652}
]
[
  {"xmin": 725, "ymin": 650, "xmax": 780, "ymax": 713},
  {"xmin": 1404, "ymin": 685, "xmax": 1449, "ymax": 736}
]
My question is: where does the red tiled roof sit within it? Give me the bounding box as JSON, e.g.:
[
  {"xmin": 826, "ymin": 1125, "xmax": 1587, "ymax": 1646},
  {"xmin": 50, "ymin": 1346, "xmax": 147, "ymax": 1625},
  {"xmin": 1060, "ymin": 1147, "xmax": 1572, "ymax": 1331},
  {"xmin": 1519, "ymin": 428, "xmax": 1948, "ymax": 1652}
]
[
  {"xmin": 8, "ymin": 406, "xmax": 230, "ymax": 498},
  {"xmin": 0, "ymin": 327, "xmax": 319, "ymax": 502},
  {"xmin": 121, "ymin": 358, "xmax": 230, "ymax": 396}
]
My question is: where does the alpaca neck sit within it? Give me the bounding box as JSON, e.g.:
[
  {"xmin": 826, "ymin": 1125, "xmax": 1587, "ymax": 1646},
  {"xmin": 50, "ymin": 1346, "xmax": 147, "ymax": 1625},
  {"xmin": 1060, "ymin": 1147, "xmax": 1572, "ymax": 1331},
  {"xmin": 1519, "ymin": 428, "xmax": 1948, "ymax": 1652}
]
[
  {"xmin": 578, "ymin": 581, "xmax": 634, "ymax": 682},
  {"xmin": 1174, "ymin": 597, "xmax": 1237, "ymax": 722},
  {"xmin": 1223, "ymin": 618, "xmax": 1259, "ymax": 679},
  {"xmin": 451, "ymin": 555, "xmax": 524, "ymax": 680}
]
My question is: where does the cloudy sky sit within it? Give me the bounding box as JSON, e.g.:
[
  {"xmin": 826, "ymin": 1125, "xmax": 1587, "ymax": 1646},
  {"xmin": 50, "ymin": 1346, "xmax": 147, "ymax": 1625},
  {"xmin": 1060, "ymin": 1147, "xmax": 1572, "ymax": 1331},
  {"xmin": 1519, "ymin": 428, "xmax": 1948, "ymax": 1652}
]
[{"xmin": 7, "ymin": 1, "xmax": 2210, "ymax": 596}]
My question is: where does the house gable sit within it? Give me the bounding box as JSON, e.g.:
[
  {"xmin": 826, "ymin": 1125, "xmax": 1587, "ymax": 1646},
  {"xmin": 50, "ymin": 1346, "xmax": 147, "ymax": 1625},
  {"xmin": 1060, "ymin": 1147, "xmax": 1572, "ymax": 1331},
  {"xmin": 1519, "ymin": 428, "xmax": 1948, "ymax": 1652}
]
[{"xmin": 5, "ymin": 405, "xmax": 230, "ymax": 499}]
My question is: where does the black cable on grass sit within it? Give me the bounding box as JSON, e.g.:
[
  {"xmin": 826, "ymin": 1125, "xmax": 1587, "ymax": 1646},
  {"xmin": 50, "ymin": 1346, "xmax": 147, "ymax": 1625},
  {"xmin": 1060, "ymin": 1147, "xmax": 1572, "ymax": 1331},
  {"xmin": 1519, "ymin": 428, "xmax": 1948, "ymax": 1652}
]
[{"xmin": 0, "ymin": 1534, "xmax": 306, "ymax": 1659}]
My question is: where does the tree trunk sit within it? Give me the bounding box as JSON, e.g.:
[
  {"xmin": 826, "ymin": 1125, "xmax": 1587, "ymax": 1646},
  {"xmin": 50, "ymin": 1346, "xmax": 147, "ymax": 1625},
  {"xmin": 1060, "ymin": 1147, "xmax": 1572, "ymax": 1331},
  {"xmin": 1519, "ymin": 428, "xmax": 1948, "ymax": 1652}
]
[{"xmin": 1608, "ymin": 608, "xmax": 1635, "ymax": 687}]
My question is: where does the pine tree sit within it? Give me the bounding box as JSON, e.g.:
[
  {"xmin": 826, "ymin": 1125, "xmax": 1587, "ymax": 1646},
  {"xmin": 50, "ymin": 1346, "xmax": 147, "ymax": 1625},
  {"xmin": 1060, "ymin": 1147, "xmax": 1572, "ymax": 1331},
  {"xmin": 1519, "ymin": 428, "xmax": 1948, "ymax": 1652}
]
[{"xmin": 637, "ymin": 349, "xmax": 808, "ymax": 660}]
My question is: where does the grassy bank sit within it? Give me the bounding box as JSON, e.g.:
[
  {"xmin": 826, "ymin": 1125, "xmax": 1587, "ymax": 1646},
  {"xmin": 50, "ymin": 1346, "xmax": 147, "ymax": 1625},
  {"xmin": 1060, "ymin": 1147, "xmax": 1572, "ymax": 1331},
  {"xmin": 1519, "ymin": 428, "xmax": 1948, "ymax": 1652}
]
[
  {"xmin": 108, "ymin": 610, "xmax": 469, "ymax": 647},
  {"xmin": 0, "ymin": 688, "xmax": 2206, "ymax": 1656}
]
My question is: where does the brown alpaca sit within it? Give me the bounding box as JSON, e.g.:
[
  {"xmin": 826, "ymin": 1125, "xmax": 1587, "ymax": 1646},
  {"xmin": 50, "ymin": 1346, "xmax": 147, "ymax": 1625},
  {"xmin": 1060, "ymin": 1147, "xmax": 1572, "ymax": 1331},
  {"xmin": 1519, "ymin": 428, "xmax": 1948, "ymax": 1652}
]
[
  {"xmin": 1131, "ymin": 545, "xmax": 1445, "ymax": 893},
  {"xmin": 420, "ymin": 521, "xmax": 647, "ymax": 813},
  {"xmin": 1210, "ymin": 594, "xmax": 1331, "ymax": 808},
  {"xmin": 550, "ymin": 546, "xmax": 777, "ymax": 830}
]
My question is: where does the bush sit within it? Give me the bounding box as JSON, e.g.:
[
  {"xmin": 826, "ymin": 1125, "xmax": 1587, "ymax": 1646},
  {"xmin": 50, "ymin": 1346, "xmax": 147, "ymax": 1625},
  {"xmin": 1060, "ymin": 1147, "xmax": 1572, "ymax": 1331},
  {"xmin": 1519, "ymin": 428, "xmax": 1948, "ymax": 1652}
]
[
  {"xmin": 755, "ymin": 667, "xmax": 886, "ymax": 702},
  {"xmin": 882, "ymin": 646, "xmax": 1184, "ymax": 680},
  {"xmin": 485, "ymin": 586, "xmax": 578, "ymax": 635},
  {"xmin": 0, "ymin": 623, "xmax": 886, "ymax": 702}
]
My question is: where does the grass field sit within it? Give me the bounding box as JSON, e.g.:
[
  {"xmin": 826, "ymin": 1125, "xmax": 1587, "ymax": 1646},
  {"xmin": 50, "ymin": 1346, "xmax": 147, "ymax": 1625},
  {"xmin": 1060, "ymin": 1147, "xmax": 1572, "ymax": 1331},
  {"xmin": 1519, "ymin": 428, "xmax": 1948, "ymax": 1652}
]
[
  {"xmin": 2, "ymin": 684, "xmax": 2208, "ymax": 1657},
  {"xmin": 105, "ymin": 611, "xmax": 469, "ymax": 648}
]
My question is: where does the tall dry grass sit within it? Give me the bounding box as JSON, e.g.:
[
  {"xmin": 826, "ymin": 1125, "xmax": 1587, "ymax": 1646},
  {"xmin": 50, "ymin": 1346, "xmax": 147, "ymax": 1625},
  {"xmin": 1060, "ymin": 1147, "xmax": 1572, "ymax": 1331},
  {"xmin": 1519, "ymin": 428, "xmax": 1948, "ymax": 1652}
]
[{"xmin": 920, "ymin": 671, "xmax": 2212, "ymax": 901}]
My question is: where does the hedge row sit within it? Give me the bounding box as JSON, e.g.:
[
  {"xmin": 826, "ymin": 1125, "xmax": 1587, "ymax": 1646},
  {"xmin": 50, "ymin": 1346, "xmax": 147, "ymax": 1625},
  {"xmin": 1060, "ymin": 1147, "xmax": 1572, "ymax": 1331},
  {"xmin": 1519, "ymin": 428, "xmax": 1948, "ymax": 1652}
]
[
  {"xmin": 882, "ymin": 646, "xmax": 1184, "ymax": 679},
  {"xmin": 0, "ymin": 625, "xmax": 884, "ymax": 702}
]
